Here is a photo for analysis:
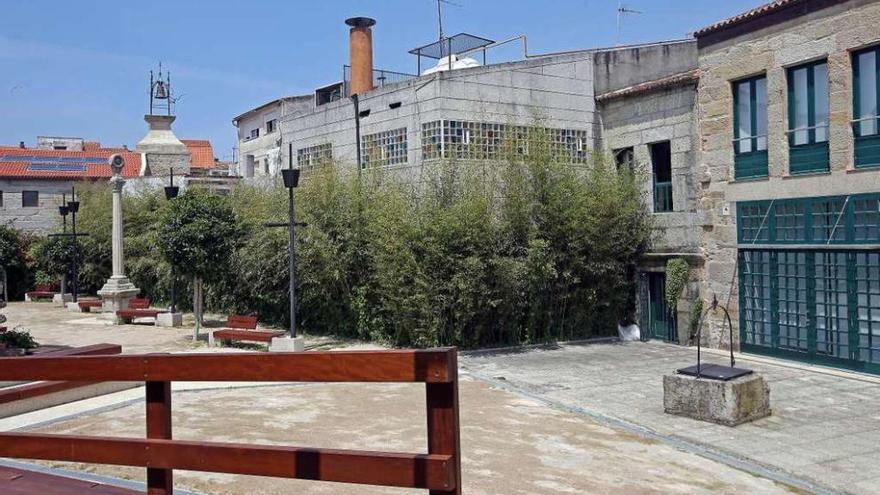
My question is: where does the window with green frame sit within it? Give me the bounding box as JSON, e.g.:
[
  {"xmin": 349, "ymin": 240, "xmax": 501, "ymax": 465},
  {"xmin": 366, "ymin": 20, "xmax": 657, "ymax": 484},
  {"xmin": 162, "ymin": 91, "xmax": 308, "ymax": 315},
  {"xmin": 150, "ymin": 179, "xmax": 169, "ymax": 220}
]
[
  {"xmin": 853, "ymin": 46, "xmax": 880, "ymax": 168},
  {"xmin": 733, "ymin": 75, "xmax": 768, "ymax": 179},
  {"xmin": 787, "ymin": 60, "xmax": 830, "ymax": 174}
]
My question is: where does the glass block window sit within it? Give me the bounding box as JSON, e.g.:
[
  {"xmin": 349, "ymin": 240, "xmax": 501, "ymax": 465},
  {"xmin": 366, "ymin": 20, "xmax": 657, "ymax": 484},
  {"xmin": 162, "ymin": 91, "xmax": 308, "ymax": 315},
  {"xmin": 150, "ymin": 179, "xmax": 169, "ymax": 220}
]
[
  {"xmin": 422, "ymin": 121, "xmax": 442, "ymax": 160},
  {"xmin": 774, "ymin": 202, "xmax": 806, "ymax": 242},
  {"xmin": 297, "ymin": 143, "xmax": 333, "ymax": 171},
  {"xmin": 420, "ymin": 120, "xmax": 588, "ymax": 163},
  {"xmin": 733, "ymin": 75, "xmax": 769, "ymax": 179},
  {"xmin": 361, "ymin": 127, "xmax": 408, "ymax": 168},
  {"xmin": 738, "ymin": 202, "xmax": 771, "ymax": 243}
]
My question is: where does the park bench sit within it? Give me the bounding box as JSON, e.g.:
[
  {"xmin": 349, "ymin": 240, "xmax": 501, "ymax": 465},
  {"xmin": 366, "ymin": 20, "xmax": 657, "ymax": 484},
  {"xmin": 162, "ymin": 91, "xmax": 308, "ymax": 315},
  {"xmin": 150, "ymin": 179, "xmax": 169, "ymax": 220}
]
[
  {"xmin": 212, "ymin": 315, "xmax": 283, "ymax": 346},
  {"xmin": 115, "ymin": 298, "xmax": 165, "ymax": 324},
  {"xmin": 77, "ymin": 299, "xmax": 103, "ymax": 313},
  {"xmin": 24, "ymin": 284, "xmax": 57, "ymax": 302},
  {"xmin": 0, "ymin": 348, "xmax": 463, "ymax": 494}
]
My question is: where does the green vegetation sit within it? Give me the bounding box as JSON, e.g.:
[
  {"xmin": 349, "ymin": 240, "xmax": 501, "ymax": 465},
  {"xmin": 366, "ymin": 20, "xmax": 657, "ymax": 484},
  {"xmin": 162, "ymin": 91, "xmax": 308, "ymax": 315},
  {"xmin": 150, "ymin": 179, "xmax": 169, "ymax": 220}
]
[
  {"xmin": 15, "ymin": 133, "xmax": 653, "ymax": 349},
  {"xmin": 0, "ymin": 226, "xmax": 35, "ymax": 299},
  {"xmin": 158, "ymin": 189, "xmax": 241, "ymax": 339},
  {"xmin": 0, "ymin": 328, "xmax": 38, "ymax": 350},
  {"xmin": 664, "ymin": 258, "xmax": 689, "ymax": 309}
]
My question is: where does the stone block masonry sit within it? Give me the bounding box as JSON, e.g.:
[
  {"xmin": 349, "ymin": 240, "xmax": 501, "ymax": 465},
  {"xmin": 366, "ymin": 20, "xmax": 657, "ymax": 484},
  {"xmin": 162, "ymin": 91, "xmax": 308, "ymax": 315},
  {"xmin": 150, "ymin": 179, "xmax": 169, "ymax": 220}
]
[{"xmin": 663, "ymin": 373, "xmax": 771, "ymax": 426}]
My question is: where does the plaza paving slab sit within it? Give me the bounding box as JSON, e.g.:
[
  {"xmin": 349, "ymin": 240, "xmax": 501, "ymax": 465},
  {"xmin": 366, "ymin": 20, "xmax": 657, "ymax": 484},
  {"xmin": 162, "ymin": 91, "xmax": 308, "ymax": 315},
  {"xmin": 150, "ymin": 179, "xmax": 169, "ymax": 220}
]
[
  {"xmin": 460, "ymin": 340, "xmax": 880, "ymax": 495},
  {"xmin": 3, "ymin": 301, "xmax": 196, "ymax": 353},
  {"xmin": 19, "ymin": 378, "xmax": 802, "ymax": 495}
]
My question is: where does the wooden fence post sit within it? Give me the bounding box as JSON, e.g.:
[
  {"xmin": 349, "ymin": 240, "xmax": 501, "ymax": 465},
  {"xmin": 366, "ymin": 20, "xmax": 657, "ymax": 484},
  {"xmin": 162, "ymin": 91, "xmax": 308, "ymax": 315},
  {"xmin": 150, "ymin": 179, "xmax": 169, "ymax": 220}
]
[
  {"xmin": 146, "ymin": 381, "xmax": 173, "ymax": 495},
  {"xmin": 426, "ymin": 349, "xmax": 462, "ymax": 495}
]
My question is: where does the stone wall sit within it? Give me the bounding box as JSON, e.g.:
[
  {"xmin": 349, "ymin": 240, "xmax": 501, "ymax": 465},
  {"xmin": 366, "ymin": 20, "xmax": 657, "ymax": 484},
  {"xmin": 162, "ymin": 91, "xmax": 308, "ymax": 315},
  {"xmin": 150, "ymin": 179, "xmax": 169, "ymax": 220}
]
[
  {"xmin": 0, "ymin": 180, "xmax": 74, "ymax": 232},
  {"xmin": 599, "ymin": 84, "xmax": 704, "ymax": 344},
  {"xmin": 696, "ymin": 0, "xmax": 880, "ymax": 348}
]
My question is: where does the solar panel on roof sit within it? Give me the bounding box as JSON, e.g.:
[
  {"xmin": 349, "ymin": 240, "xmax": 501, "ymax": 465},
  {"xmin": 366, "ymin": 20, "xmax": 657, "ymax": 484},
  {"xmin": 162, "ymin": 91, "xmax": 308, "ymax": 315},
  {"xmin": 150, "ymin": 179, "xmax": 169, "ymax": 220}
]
[
  {"xmin": 26, "ymin": 163, "xmax": 88, "ymax": 172},
  {"xmin": 0, "ymin": 155, "xmax": 107, "ymax": 164}
]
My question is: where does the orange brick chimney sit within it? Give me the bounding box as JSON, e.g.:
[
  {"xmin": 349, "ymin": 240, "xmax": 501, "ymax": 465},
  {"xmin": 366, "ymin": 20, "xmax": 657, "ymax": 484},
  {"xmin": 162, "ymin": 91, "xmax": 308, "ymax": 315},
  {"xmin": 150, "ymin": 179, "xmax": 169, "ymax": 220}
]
[{"xmin": 345, "ymin": 17, "xmax": 376, "ymax": 96}]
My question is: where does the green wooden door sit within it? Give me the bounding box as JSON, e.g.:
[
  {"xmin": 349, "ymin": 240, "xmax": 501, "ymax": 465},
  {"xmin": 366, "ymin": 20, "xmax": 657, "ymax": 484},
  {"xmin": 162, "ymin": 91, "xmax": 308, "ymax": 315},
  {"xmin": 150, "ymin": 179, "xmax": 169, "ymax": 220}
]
[{"xmin": 647, "ymin": 272, "xmax": 677, "ymax": 341}]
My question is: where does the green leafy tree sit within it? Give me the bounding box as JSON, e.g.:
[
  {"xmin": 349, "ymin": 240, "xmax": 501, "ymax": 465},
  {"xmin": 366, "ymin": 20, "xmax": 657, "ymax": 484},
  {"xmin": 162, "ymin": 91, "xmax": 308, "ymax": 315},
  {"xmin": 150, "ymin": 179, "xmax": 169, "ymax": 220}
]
[
  {"xmin": 158, "ymin": 189, "xmax": 240, "ymax": 339},
  {"xmin": 0, "ymin": 226, "xmax": 32, "ymax": 299}
]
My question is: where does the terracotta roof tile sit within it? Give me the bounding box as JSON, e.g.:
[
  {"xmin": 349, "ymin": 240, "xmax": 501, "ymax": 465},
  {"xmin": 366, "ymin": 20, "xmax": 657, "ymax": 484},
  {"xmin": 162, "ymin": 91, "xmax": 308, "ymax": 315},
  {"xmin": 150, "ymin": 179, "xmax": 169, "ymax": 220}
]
[
  {"xmin": 0, "ymin": 147, "xmax": 141, "ymax": 179},
  {"xmin": 181, "ymin": 139, "xmax": 215, "ymax": 168}
]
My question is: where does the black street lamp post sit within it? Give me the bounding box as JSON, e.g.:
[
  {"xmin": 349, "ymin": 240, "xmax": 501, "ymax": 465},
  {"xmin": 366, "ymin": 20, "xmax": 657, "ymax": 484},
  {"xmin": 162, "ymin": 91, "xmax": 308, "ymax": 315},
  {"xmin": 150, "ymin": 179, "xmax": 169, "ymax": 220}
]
[
  {"xmin": 164, "ymin": 169, "xmax": 180, "ymax": 313},
  {"xmin": 58, "ymin": 195, "xmax": 69, "ymax": 296},
  {"xmin": 265, "ymin": 145, "xmax": 303, "ymax": 339},
  {"xmin": 67, "ymin": 187, "xmax": 81, "ymax": 303},
  {"xmin": 280, "ymin": 147, "xmax": 301, "ymax": 339}
]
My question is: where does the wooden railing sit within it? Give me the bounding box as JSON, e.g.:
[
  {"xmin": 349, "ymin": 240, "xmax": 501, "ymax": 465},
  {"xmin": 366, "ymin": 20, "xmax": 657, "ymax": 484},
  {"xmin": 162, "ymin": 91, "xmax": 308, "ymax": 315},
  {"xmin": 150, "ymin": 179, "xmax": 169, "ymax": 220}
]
[{"xmin": 0, "ymin": 349, "xmax": 462, "ymax": 494}]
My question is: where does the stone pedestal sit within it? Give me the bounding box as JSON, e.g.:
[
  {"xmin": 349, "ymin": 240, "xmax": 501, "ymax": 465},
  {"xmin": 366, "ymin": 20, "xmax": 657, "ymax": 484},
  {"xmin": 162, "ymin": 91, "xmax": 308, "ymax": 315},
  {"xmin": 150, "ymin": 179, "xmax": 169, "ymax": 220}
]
[
  {"xmin": 155, "ymin": 312, "xmax": 183, "ymax": 327},
  {"xmin": 269, "ymin": 336, "xmax": 305, "ymax": 353},
  {"xmin": 66, "ymin": 301, "xmax": 82, "ymax": 312},
  {"xmin": 663, "ymin": 372, "xmax": 770, "ymax": 426},
  {"xmin": 136, "ymin": 115, "xmax": 191, "ymax": 177},
  {"xmin": 53, "ymin": 293, "xmax": 73, "ymax": 307},
  {"xmin": 98, "ymin": 276, "xmax": 139, "ymax": 322}
]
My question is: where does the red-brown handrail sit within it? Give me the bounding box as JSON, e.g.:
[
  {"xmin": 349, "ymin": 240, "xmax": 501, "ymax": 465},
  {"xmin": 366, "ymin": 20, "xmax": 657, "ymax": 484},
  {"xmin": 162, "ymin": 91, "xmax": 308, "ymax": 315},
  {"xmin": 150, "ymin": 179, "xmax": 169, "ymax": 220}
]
[{"xmin": 0, "ymin": 348, "xmax": 462, "ymax": 494}]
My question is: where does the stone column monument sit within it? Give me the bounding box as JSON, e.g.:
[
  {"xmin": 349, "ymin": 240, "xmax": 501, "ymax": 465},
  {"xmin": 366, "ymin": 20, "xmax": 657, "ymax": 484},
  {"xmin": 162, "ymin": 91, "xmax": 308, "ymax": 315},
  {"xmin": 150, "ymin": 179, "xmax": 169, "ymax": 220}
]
[{"xmin": 98, "ymin": 154, "xmax": 139, "ymax": 322}]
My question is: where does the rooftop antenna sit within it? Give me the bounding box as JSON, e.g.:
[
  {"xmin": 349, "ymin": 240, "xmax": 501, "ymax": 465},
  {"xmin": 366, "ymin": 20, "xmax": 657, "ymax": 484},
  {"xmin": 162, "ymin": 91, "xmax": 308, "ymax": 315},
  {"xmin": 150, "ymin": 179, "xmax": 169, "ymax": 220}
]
[
  {"xmin": 435, "ymin": 0, "xmax": 461, "ymax": 44},
  {"xmin": 616, "ymin": 1, "xmax": 643, "ymax": 46}
]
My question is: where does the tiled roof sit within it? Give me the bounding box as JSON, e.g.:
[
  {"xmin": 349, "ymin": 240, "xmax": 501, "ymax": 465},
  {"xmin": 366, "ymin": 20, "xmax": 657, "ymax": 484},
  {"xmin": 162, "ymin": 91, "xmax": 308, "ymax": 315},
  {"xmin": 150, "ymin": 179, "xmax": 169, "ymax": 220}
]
[
  {"xmin": 181, "ymin": 139, "xmax": 215, "ymax": 169},
  {"xmin": 694, "ymin": 0, "xmax": 802, "ymax": 37},
  {"xmin": 0, "ymin": 147, "xmax": 141, "ymax": 179},
  {"xmin": 595, "ymin": 70, "xmax": 700, "ymax": 102}
]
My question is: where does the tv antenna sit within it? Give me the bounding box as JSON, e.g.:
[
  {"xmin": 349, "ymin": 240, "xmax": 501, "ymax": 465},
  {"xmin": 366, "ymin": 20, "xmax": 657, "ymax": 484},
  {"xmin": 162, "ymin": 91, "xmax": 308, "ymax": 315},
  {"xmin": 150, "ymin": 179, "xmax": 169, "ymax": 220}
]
[
  {"xmin": 435, "ymin": 0, "xmax": 462, "ymax": 43},
  {"xmin": 616, "ymin": 1, "xmax": 643, "ymax": 46}
]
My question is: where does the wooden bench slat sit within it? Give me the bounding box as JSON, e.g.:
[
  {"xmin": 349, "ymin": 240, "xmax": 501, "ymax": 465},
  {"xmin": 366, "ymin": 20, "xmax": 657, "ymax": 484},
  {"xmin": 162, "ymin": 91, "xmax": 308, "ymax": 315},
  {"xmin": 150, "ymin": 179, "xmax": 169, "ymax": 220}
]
[
  {"xmin": 0, "ymin": 349, "xmax": 457, "ymax": 383},
  {"xmin": 214, "ymin": 329, "xmax": 283, "ymax": 343},
  {"xmin": 0, "ymin": 433, "xmax": 456, "ymax": 491}
]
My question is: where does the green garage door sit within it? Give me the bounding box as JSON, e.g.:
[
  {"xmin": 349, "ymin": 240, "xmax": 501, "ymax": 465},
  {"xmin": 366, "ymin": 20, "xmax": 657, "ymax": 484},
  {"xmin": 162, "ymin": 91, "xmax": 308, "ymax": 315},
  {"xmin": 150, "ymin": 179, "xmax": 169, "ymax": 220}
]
[{"xmin": 738, "ymin": 194, "xmax": 880, "ymax": 374}]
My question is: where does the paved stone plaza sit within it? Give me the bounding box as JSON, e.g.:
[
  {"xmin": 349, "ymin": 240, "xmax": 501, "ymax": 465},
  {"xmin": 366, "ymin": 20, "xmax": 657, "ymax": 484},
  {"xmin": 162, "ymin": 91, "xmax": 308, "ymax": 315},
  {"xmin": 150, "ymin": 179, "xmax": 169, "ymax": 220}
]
[
  {"xmin": 461, "ymin": 341, "xmax": 880, "ymax": 495},
  {"xmin": 5, "ymin": 302, "xmax": 880, "ymax": 493}
]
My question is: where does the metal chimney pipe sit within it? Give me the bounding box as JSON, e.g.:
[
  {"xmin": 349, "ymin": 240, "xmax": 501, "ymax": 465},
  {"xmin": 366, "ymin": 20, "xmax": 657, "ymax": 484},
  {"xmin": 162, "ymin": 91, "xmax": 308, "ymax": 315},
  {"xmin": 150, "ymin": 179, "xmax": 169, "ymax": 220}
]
[{"xmin": 345, "ymin": 17, "xmax": 376, "ymax": 96}]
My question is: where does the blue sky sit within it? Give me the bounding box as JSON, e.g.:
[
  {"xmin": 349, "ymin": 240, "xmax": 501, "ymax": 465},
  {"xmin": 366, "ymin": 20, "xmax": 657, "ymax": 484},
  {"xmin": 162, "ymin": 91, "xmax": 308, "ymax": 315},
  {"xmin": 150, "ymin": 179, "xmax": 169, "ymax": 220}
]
[{"xmin": 0, "ymin": 0, "xmax": 767, "ymax": 161}]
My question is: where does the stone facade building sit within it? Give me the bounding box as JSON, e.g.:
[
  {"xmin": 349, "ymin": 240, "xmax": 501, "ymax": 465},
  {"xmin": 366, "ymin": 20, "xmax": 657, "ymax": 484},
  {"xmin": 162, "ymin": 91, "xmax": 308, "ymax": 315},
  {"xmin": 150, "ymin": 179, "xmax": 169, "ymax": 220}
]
[
  {"xmin": 231, "ymin": 0, "xmax": 880, "ymax": 374},
  {"xmin": 695, "ymin": 0, "xmax": 880, "ymax": 373}
]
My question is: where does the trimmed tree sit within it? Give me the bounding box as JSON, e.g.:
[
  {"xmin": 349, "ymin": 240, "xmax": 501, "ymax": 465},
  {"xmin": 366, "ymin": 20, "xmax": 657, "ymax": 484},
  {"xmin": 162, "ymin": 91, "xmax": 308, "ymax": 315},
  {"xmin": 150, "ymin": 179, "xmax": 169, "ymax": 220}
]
[
  {"xmin": 157, "ymin": 189, "xmax": 240, "ymax": 340},
  {"xmin": 0, "ymin": 226, "xmax": 28, "ymax": 300}
]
